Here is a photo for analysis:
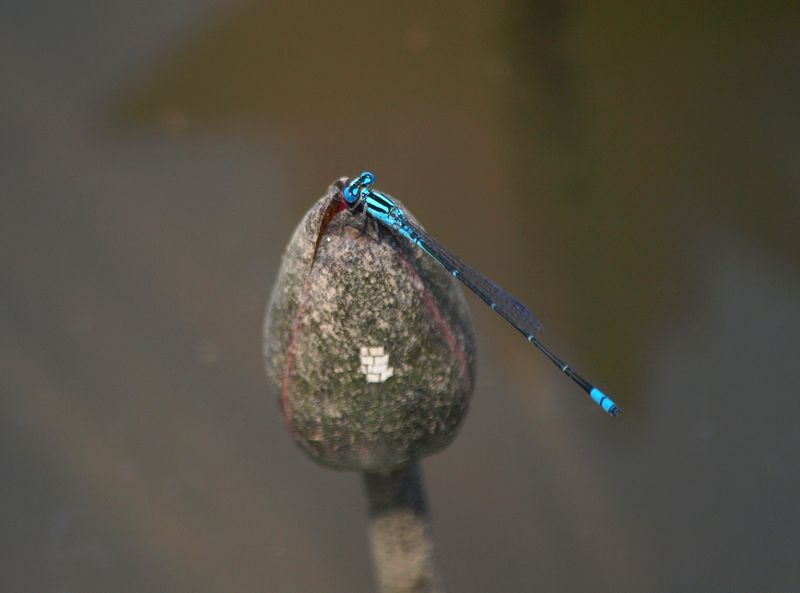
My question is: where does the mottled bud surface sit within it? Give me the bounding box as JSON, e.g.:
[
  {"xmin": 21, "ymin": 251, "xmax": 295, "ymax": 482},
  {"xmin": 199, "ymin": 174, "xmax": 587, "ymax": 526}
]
[{"xmin": 264, "ymin": 181, "xmax": 476, "ymax": 471}]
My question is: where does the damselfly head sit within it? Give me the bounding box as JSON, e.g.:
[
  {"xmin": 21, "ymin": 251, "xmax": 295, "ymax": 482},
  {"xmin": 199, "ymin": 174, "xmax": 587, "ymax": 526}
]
[
  {"xmin": 339, "ymin": 171, "xmax": 375, "ymax": 212},
  {"xmin": 354, "ymin": 171, "xmax": 375, "ymax": 188}
]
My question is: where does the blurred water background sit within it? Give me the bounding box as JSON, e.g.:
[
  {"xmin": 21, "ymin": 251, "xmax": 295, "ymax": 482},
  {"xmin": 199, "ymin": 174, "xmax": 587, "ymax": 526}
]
[{"xmin": 3, "ymin": 1, "xmax": 800, "ymax": 592}]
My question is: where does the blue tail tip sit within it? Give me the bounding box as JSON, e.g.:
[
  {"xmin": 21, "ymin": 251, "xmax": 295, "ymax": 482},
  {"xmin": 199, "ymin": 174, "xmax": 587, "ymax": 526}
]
[{"xmin": 589, "ymin": 387, "xmax": 623, "ymax": 418}]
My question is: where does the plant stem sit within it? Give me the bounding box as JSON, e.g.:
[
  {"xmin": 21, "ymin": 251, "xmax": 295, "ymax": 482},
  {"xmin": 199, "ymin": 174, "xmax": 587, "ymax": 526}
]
[{"xmin": 363, "ymin": 463, "xmax": 445, "ymax": 593}]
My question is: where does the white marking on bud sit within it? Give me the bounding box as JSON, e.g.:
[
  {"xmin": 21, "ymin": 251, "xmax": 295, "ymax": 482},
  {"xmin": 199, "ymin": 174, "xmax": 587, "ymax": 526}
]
[{"xmin": 359, "ymin": 346, "xmax": 395, "ymax": 383}]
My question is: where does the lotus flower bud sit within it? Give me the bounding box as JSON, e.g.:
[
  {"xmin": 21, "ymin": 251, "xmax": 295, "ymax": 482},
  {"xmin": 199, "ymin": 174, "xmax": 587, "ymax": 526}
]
[{"xmin": 264, "ymin": 180, "xmax": 475, "ymax": 471}]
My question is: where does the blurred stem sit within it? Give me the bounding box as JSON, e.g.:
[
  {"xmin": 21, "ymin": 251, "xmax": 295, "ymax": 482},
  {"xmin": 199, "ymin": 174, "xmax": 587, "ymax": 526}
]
[{"xmin": 363, "ymin": 463, "xmax": 444, "ymax": 593}]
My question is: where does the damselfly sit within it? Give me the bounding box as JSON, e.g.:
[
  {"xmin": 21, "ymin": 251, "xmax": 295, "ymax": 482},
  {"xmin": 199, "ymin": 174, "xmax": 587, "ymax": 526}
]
[{"xmin": 336, "ymin": 171, "xmax": 621, "ymax": 417}]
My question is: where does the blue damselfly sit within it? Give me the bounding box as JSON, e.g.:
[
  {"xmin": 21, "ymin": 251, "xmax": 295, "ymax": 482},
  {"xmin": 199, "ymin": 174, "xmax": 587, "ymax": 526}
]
[{"xmin": 336, "ymin": 171, "xmax": 621, "ymax": 417}]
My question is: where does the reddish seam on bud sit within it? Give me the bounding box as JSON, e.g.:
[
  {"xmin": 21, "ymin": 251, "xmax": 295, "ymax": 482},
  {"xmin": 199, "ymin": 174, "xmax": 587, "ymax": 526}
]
[
  {"xmin": 281, "ymin": 274, "xmax": 315, "ymax": 438},
  {"xmin": 397, "ymin": 253, "xmax": 473, "ymax": 393},
  {"xmin": 313, "ymin": 196, "xmax": 347, "ymax": 261},
  {"xmin": 281, "ymin": 200, "xmax": 472, "ymax": 444},
  {"xmin": 281, "ymin": 196, "xmax": 346, "ymax": 440}
]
